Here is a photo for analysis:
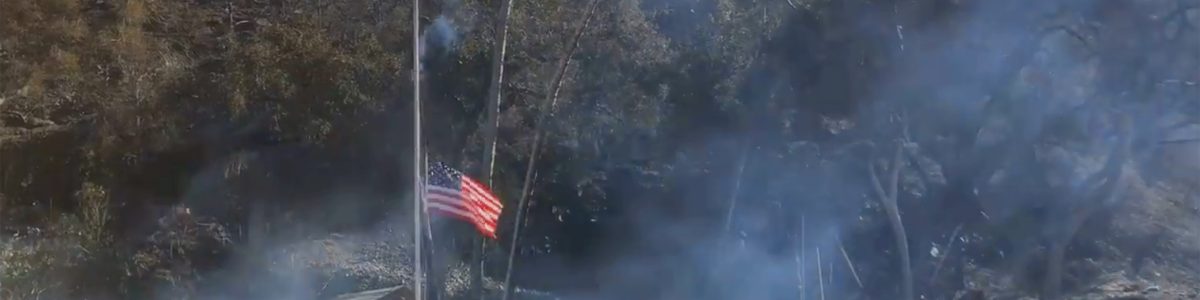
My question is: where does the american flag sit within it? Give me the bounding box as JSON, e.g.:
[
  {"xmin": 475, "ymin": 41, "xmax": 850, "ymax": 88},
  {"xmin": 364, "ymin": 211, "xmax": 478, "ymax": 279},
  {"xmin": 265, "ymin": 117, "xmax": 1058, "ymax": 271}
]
[{"xmin": 426, "ymin": 161, "xmax": 503, "ymax": 238}]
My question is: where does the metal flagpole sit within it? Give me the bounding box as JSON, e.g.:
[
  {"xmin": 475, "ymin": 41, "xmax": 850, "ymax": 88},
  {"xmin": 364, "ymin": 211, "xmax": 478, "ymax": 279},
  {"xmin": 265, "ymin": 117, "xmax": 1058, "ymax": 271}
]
[
  {"xmin": 412, "ymin": 0, "xmax": 424, "ymax": 298},
  {"xmin": 424, "ymin": 153, "xmax": 439, "ymax": 300}
]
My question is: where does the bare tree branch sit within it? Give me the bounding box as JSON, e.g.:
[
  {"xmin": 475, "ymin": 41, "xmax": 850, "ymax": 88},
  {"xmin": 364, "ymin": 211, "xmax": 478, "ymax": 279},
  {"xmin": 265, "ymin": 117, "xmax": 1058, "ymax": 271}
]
[{"xmin": 868, "ymin": 139, "xmax": 912, "ymax": 300}]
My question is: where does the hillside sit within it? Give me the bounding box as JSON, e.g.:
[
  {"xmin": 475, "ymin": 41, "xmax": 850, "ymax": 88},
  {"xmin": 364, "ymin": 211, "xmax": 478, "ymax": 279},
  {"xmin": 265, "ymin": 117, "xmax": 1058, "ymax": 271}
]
[{"xmin": 2, "ymin": 0, "xmax": 1198, "ymax": 299}]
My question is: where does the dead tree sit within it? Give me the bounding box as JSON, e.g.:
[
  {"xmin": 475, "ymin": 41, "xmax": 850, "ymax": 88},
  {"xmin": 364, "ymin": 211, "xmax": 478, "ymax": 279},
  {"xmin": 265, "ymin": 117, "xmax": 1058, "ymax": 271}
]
[
  {"xmin": 472, "ymin": 0, "xmax": 515, "ymax": 297},
  {"xmin": 869, "ymin": 141, "xmax": 913, "ymax": 300},
  {"xmin": 501, "ymin": 1, "xmax": 602, "ymax": 299},
  {"xmin": 1042, "ymin": 114, "xmax": 1134, "ymax": 299}
]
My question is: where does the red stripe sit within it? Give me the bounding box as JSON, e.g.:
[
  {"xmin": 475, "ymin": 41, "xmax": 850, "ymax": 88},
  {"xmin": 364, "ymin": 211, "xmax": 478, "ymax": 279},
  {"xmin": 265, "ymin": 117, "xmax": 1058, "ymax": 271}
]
[
  {"xmin": 425, "ymin": 170, "xmax": 504, "ymax": 240},
  {"xmin": 443, "ymin": 190, "xmax": 498, "ymax": 220},
  {"xmin": 426, "ymin": 180, "xmax": 501, "ymax": 239},
  {"xmin": 428, "ymin": 202, "xmax": 479, "ymax": 225},
  {"xmin": 461, "ymin": 176, "xmax": 503, "ymax": 212},
  {"xmin": 463, "ymin": 191, "xmax": 500, "ymax": 218},
  {"xmin": 466, "ymin": 186, "xmax": 501, "ymax": 213},
  {"xmin": 427, "ymin": 194, "xmax": 474, "ymax": 216},
  {"xmin": 427, "ymin": 186, "xmax": 486, "ymax": 226}
]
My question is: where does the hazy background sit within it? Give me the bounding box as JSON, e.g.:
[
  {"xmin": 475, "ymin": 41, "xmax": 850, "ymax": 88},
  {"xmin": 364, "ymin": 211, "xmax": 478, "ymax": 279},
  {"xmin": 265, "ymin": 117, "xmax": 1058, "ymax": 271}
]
[{"xmin": 1, "ymin": 0, "xmax": 1197, "ymax": 299}]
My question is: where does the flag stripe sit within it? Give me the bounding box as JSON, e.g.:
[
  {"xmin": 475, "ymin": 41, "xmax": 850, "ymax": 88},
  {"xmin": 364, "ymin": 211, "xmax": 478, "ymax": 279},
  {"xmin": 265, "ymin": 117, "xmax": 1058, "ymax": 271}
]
[
  {"xmin": 462, "ymin": 189, "xmax": 501, "ymax": 218},
  {"xmin": 424, "ymin": 161, "xmax": 504, "ymax": 239},
  {"xmin": 462, "ymin": 177, "xmax": 503, "ymax": 212},
  {"xmin": 431, "ymin": 192, "xmax": 499, "ymax": 220},
  {"xmin": 427, "ymin": 202, "xmax": 479, "ymax": 224},
  {"xmin": 427, "ymin": 190, "xmax": 499, "ymax": 220}
]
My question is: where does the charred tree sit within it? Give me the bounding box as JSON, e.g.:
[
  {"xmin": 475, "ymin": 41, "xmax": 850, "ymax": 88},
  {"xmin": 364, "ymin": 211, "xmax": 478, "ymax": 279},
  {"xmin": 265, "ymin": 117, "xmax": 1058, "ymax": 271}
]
[
  {"xmin": 473, "ymin": 0, "xmax": 514, "ymax": 297},
  {"xmin": 869, "ymin": 142, "xmax": 913, "ymax": 300},
  {"xmin": 501, "ymin": 2, "xmax": 602, "ymax": 299},
  {"xmin": 1042, "ymin": 115, "xmax": 1134, "ymax": 299}
]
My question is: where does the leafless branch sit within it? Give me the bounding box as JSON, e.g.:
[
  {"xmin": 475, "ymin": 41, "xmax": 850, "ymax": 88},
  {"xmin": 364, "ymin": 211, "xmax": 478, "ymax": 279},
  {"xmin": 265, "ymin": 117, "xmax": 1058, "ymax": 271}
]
[
  {"xmin": 1042, "ymin": 25, "xmax": 1096, "ymax": 56},
  {"xmin": 783, "ymin": 0, "xmax": 800, "ymax": 10},
  {"xmin": 869, "ymin": 161, "xmax": 887, "ymax": 202},
  {"xmin": 837, "ymin": 235, "xmax": 864, "ymax": 289},
  {"xmin": 930, "ymin": 224, "xmax": 964, "ymax": 281},
  {"xmin": 816, "ymin": 247, "xmax": 825, "ymax": 300},
  {"xmin": 799, "ymin": 215, "xmax": 806, "ymax": 300},
  {"xmin": 888, "ymin": 144, "xmax": 903, "ymax": 201},
  {"xmin": 867, "ymin": 140, "xmax": 913, "ymax": 300}
]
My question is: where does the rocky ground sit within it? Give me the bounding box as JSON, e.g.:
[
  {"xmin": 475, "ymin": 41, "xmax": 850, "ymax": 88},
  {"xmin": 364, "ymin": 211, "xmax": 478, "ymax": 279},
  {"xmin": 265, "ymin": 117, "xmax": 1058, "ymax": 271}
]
[
  {"xmin": 303, "ymin": 179, "xmax": 1199, "ymax": 300},
  {"xmin": 264, "ymin": 217, "xmax": 556, "ymax": 300},
  {"xmin": 957, "ymin": 180, "xmax": 1200, "ymax": 300}
]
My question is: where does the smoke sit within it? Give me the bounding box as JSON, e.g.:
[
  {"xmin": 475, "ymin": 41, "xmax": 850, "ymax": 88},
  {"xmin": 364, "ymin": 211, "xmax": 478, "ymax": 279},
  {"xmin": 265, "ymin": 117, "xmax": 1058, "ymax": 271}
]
[
  {"xmin": 420, "ymin": 15, "xmax": 459, "ymax": 73},
  {"xmin": 115, "ymin": 0, "xmax": 1196, "ymax": 299},
  {"xmin": 420, "ymin": 0, "xmax": 470, "ymax": 73},
  {"xmin": 131, "ymin": 3, "xmax": 480, "ymax": 299},
  {"xmin": 513, "ymin": 0, "xmax": 1198, "ymax": 299}
]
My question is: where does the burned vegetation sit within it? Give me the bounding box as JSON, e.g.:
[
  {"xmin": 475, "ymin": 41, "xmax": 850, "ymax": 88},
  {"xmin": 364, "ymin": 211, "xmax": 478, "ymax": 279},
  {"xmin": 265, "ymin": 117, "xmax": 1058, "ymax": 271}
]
[{"xmin": 2, "ymin": 0, "xmax": 1199, "ymax": 299}]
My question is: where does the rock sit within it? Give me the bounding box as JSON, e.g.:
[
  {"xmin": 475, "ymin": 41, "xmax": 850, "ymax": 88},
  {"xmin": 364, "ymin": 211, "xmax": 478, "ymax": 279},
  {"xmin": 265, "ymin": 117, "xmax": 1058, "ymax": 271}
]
[
  {"xmin": 0, "ymin": 111, "xmax": 56, "ymax": 129},
  {"xmin": 953, "ymin": 289, "xmax": 985, "ymax": 300},
  {"xmin": 1123, "ymin": 284, "xmax": 1139, "ymax": 292}
]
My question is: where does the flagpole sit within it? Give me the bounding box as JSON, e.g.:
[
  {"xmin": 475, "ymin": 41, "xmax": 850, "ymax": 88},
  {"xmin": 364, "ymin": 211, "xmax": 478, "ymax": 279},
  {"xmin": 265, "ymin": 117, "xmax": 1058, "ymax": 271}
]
[
  {"xmin": 412, "ymin": 0, "xmax": 424, "ymax": 298},
  {"xmin": 424, "ymin": 153, "xmax": 439, "ymax": 300}
]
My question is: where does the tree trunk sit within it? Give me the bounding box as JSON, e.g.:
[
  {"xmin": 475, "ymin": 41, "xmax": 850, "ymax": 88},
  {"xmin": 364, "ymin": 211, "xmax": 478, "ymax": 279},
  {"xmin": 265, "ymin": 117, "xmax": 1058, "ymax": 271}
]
[
  {"xmin": 884, "ymin": 201, "xmax": 913, "ymax": 300},
  {"xmin": 1042, "ymin": 115, "xmax": 1133, "ymax": 299},
  {"xmin": 1042, "ymin": 241, "xmax": 1067, "ymax": 300},
  {"xmin": 501, "ymin": 2, "xmax": 602, "ymax": 299},
  {"xmin": 478, "ymin": 0, "xmax": 513, "ymax": 189},
  {"xmin": 870, "ymin": 144, "xmax": 913, "ymax": 300},
  {"xmin": 473, "ymin": 0, "xmax": 514, "ymax": 297}
]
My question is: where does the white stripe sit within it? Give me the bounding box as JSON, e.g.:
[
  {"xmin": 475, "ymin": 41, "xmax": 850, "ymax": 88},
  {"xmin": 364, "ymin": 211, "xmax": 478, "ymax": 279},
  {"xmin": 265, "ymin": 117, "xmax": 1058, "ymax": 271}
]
[
  {"xmin": 426, "ymin": 187, "xmax": 499, "ymax": 222},
  {"xmin": 438, "ymin": 189, "xmax": 500, "ymax": 220},
  {"xmin": 429, "ymin": 184, "xmax": 499, "ymax": 218},
  {"xmin": 462, "ymin": 178, "xmax": 503, "ymax": 212},
  {"xmin": 464, "ymin": 199, "xmax": 497, "ymax": 232},
  {"xmin": 468, "ymin": 197, "xmax": 500, "ymax": 220},
  {"xmin": 469, "ymin": 192, "xmax": 502, "ymax": 215},
  {"xmin": 426, "ymin": 182, "xmax": 500, "ymax": 237},
  {"xmin": 427, "ymin": 202, "xmax": 478, "ymax": 223},
  {"xmin": 426, "ymin": 185, "xmax": 459, "ymax": 196},
  {"xmin": 432, "ymin": 200, "xmax": 495, "ymax": 238},
  {"xmin": 432, "ymin": 179, "xmax": 501, "ymax": 216},
  {"xmin": 427, "ymin": 198, "xmax": 470, "ymax": 214},
  {"xmin": 465, "ymin": 189, "xmax": 502, "ymax": 217},
  {"xmin": 458, "ymin": 190, "xmax": 496, "ymax": 219},
  {"xmin": 427, "ymin": 194, "xmax": 468, "ymax": 210},
  {"xmin": 458, "ymin": 180, "xmax": 496, "ymax": 211}
]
